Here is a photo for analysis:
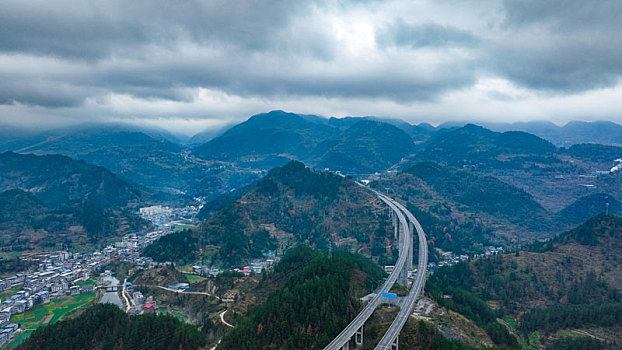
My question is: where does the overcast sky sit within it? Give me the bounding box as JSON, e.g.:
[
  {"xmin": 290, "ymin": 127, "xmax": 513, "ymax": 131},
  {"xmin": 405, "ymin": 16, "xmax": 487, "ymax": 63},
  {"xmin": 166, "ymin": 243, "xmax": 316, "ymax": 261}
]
[{"xmin": 1, "ymin": 0, "xmax": 621, "ymax": 135}]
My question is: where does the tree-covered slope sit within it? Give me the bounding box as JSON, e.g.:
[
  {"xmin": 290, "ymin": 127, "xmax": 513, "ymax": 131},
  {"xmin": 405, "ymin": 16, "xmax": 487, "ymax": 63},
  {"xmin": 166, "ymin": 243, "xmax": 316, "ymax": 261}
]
[
  {"xmin": 193, "ymin": 110, "xmax": 417, "ymax": 174},
  {"xmin": 0, "ymin": 124, "xmax": 263, "ymax": 199},
  {"xmin": 0, "ymin": 189, "xmax": 146, "ymax": 251},
  {"xmin": 0, "ymin": 153, "xmax": 149, "ymax": 251},
  {"xmin": 427, "ymin": 215, "xmax": 622, "ymax": 349},
  {"xmin": 555, "ymin": 193, "xmax": 622, "ymax": 227},
  {"xmin": 413, "ymin": 124, "xmax": 622, "ymax": 213},
  {"xmin": 416, "ymin": 124, "xmax": 558, "ymax": 170},
  {"xmin": 15, "ymin": 303, "xmax": 205, "ymax": 350},
  {"xmin": 194, "ymin": 110, "xmax": 338, "ymax": 166},
  {"xmin": 220, "ymin": 246, "xmax": 385, "ymax": 349},
  {"xmin": 146, "ymin": 161, "xmax": 394, "ymax": 266},
  {"xmin": 374, "ymin": 162, "xmax": 552, "ymax": 249},
  {"xmin": 0, "ymin": 151, "xmax": 144, "ymax": 208},
  {"xmin": 314, "ymin": 120, "xmax": 415, "ymax": 173}
]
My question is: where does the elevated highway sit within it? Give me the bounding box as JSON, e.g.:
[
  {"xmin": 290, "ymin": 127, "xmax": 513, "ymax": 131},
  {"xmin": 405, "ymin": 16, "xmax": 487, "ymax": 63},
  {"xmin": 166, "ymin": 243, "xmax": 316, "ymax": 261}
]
[
  {"xmin": 375, "ymin": 200, "xmax": 428, "ymax": 350},
  {"xmin": 324, "ymin": 189, "xmax": 427, "ymax": 350},
  {"xmin": 323, "ymin": 191, "xmax": 412, "ymax": 350}
]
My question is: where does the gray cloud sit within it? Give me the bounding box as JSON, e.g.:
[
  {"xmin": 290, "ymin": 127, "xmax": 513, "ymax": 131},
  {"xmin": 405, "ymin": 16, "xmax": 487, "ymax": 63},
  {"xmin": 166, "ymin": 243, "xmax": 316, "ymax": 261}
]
[
  {"xmin": 377, "ymin": 21, "xmax": 479, "ymax": 48},
  {"xmin": 0, "ymin": 0, "xmax": 621, "ymax": 131},
  {"xmin": 489, "ymin": 0, "xmax": 622, "ymax": 91}
]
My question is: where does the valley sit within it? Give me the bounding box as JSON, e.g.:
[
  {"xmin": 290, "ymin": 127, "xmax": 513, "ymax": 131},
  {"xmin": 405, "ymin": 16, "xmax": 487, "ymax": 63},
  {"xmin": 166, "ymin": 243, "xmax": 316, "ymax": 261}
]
[{"xmin": 1, "ymin": 112, "xmax": 622, "ymax": 350}]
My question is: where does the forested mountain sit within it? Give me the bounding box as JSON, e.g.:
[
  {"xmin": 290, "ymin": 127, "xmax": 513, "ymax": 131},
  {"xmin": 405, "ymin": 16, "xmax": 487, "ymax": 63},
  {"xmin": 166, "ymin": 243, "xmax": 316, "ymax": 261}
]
[
  {"xmin": 414, "ymin": 124, "xmax": 622, "ymax": 212},
  {"xmin": 0, "ymin": 124, "xmax": 263, "ymax": 199},
  {"xmin": 373, "ymin": 162, "xmax": 552, "ymax": 250},
  {"xmin": 0, "ymin": 151, "xmax": 144, "ymax": 208},
  {"xmin": 194, "ymin": 110, "xmax": 339, "ymax": 167},
  {"xmin": 193, "ymin": 110, "xmax": 417, "ymax": 174},
  {"xmin": 326, "ymin": 116, "xmax": 435, "ymax": 142},
  {"xmin": 15, "ymin": 303, "xmax": 205, "ymax": 350},
  {"xmin": 428, "ymin": 214, "xmax": 622, "ymax": 349},
  {"xmin": 416, "ymin": 124, "xmax": 558, "ymax": 170},
  {"xmin": 555, "ymin": 193, "xmax": 622, "ymax": 226},
  {"xmin": 220, "ymin": 246, "xmax": 386, "ymax": 349},
  {"xmin": 441, "ymin": 120, "xmax": 622, "ymax": 147},
  {"xmin": 0, "ymin": 153, "xmax": 149, "ymax": 251},
  {"xmin": 145, "ymin": 161, "xmax": 395, "ymax": 266},
  {"xmin": 314, "ymin": 120, "xmax": 415, "ymax": 173},
  {"xmin": 562, "ymin": 143, "xmax": 622, "ymax": 168}
]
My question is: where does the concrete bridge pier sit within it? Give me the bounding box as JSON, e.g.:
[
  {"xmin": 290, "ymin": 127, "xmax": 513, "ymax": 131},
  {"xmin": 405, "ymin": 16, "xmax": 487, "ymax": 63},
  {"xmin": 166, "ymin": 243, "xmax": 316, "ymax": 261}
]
[
  {"xmin": 391, "ymin": 335, "xmax": 399, "ymax": 350},
  {"xmin": 408, "ymin": 223, "xmax": 415, "ymax": 272},
  {"xmin": 355, "ymin": 326, "xmax": 363, "ymax": 348},
  {"xmin": 398, "ymin": 264, "xmax": 409, "ymax": 286},
  {"xmin": 392, "ymin": 212, "xmax": 398, "ymax": 240}
]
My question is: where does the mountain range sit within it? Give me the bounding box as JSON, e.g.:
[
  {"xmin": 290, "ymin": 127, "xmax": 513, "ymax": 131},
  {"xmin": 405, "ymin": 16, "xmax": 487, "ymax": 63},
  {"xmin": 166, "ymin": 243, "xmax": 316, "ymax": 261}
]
[
  {"xmin": 145, "ymin": 161, "xmax": 396, "ymax": 266},
  {"xmin": 0, "ymin": 152, "xmax": 149, "ymax": 251}
]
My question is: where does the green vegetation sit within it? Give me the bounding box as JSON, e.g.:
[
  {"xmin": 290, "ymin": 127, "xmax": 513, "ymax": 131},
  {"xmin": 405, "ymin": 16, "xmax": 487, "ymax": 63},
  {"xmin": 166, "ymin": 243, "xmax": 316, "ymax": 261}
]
[
  {"xmin": 519, "ymin": 303, "xmax": 622, "ymax": 335},
  {"xmin": 0, "ymin": 256, "xmax": 38, "ymax": 276},
  {"xmin": 0, "ymin": 152, "xmax": 150, "ymax": 252},
  {"xmin": 422, "ymin": 214, "xmax": 622, "ymax": 348},
  {"xmin": 427, "ymin": 264, "xmax": 518, "ymax": 347},
  {"xmin": 400, "ymin": 320, "xmax": 514, "ymax": 350},
  {"xmin": 406, "ymin": 203, "xmax": 491, "ymax": 255},
  {"xmin": 185, "ymin": 274, "xmax": 206, "ymax": 284},
  {"xmin": 194, "ymin": 111, "xmax": 416, "ymax": 174},
  {"xmin": 314, "ymin": 120, "xmax": 416, "ymax": 174},
  {"xmin": 143, "ymin": 230, "xmax": 199, "ymax": 264},
  {"xmin": 10, "ymin": 293, "xmax": 96, "ymax": 331},
  {"xmin": 173, "ymin": 225, "xmax": 192, "ymax": 232},
  {"xmin": 220, "ymin": 246, "xmax": 385, "ymax": 349},
  {"xmin": 555, "ymin": 194, "xmax": 622, "ymax": 226},
  {"xmin": 148, "ymin": 161, "xmax": 392, "ymax": 266},
  {"xmin": 416, "ymin": 125, "xmax": 557, "ymax": 171},
  {"xmin": 15, "ymin": 303, "xmax": 205, "ymax": 350},
  {"xmin": 8, "ymin": 330, "xmax": 34, "ymax": 348},
  {"xmin": 545, "ymin": 336, "xmax": 605, "ymax": 350},
  {"xmin": 0, "ymin": 151, "xmax": 143, "ymax": 209},
  {"xmin": 405, "ymin": 162, "xmax": 551, "ymax": 233},
  {"xmin": 0, "ymin": 286, "xmax": 22, "ymax": 300}
]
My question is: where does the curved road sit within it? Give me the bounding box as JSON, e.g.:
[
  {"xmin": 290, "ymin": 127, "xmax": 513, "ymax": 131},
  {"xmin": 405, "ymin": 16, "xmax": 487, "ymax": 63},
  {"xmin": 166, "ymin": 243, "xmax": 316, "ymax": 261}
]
[
  {"xmin": 323, "ymin": 190, "xmax": 413, "ymax": 350},
  {"xmin": 130, "ymin": 284, "xmax": 220, "ymax": 299},
  {"xmin": 375, "ymin": 200, "xmax": 428, "ymax": 349}
]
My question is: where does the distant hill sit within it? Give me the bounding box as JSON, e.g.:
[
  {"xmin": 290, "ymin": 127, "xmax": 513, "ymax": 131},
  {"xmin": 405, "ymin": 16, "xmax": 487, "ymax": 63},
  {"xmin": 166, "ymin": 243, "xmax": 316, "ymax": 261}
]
[
  {"xmin": 556, "ymin": 193, "xmax": 622, "ymax": 227},
  {"xmin": 374, "ymin": 162, "xmax": 552, "ymax": 250},
  {"xmin": 428, "ymin": 214, "xmax": 622, "ymax": 349},
  {"xmin": 0, "ymin": 189, "xmax": 146, "ymax": 251},
  {"xmin": 0, "ymin": 124, "xmax": 264, "ymax": 199},
  {"xmin": 441, "ymin": 120, "xmax": 622, "ymax": 147},
  {"xmin": 416, "ymin": 124, "xmax": 558, "ymax": 170},
  {"xmin": 193, "ymin": 110, "xmax": 338, "ymax": 168},
  {"xmin": 414, "ymin": 124, "xmax": 622, "ymax": 212},
  {"xmin": 193, "ymin": 110, "xmax": 418, "ymax": 174},
  {"xmin": 562, "ymin": 143, "xmax": 622, "ymax": 168},
  {"xmin": 326, "ymin": 116, "xmax": 436, "ymax": 142},
  {"xmin": 146, "ymin": 161, "xmax": 395, "ymax": 266},
  {"xmin": 0, "ymin": 125, "xmax": 186, "ymax": 189},
  {"xmin": 0, "ymin": 151, "xmax": 143, "ymax": 208},
  {"xmin": 0, "ymin": 153, "xmax": 149, "ymax": 251},
  {"xmin": 314, "ymin": 120, "xmax": 415, "ymax": 173}
]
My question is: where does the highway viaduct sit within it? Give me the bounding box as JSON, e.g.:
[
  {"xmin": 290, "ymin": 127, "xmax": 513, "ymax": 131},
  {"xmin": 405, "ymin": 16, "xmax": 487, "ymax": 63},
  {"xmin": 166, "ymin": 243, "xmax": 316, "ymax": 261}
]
[{"xmin": 324, "ymin": 189, "xmax": 428, "ymax": 350}]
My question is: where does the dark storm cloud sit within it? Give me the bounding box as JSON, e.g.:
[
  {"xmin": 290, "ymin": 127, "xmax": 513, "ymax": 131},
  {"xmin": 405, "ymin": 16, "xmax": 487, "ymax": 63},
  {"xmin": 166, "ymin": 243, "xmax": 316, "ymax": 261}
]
[
  {"xmin": 0, "ymin": 0, "xmax": 310, "ymax": 60},
  {"xmin": 0, "ymin": 0, "xmax": 621, "ymax": 129},
  {"xmin": 377, "ymin": 21, "xmax": 478, "ymax": 49},
  {"xmin": 489, "ymin": 0, "xmax": 622, "ymax": 92}
]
